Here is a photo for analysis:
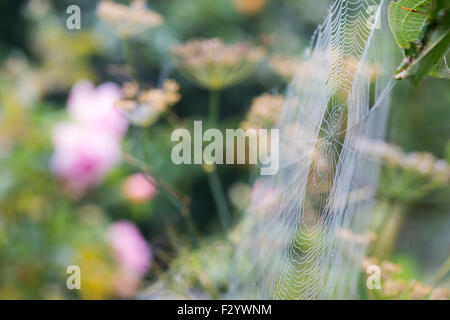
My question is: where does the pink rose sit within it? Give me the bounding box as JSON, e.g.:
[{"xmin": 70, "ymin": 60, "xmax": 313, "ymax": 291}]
[
  {"xmin": 122, "ymin": 173, "xmax": 157, "ymax": 204},
  {"xmin": 50, "ymin": 122, "xmax": 122, "ymax": 195},
  {"xmin": 108, "ymin": 221, "xmax": 152, "ymax": 298},
  {"xmin": 67, "ymin": 81, "xmax": 128, "ymax": 139},
  {"xmin": 50, "ymin": 80, "xmax": 129, "ymax": 195},
  {"xmin": 108, "ymin": 221, "xmax": 152, "ymax": 276}
]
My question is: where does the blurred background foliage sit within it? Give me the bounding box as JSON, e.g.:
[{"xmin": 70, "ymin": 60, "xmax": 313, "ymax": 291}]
[{"xmin": 0, "ymin": 0, "xmax": 448, "ymax": 299}]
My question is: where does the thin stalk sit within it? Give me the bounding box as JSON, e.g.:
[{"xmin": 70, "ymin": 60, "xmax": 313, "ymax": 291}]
[
  {"xmin": 122, "ymin": 153, "xmax": 189, "ymax": 210},
  {"xmin": 208, "ymin": 169, "xmax": 232, "ymax": 231},
  {"xmin": 371, "ymin": 200, "xmax": 406, "ymax": 260},
  {"xmin": 428, "ymin": 256, "xmax": 450, "ymax": 285},
  {"xmin": 208, "ymin": 90, "xmax": 220, "ymax": 127},
  {"xmin": 124, "ymin": 129, "xmax": 199, "ymax": 247},
  {"xmin": 121, "ymin": 37, "xmax": 140, "ymax": 82},
  {"xmin": 207, "ymin": 89, "xmax": 232, "ymax": 232}
]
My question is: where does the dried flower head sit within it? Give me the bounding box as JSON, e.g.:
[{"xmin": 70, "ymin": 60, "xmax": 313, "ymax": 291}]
[
  {"xmin": 270, "ymin": 53, "xmax": 380, "ymax": 85},
  {"xmin": 345, "ymin": 55, "xmax": 380, "ymax": 83},
  {"xmin": 240, "ymin": 93, "xmax": 284, "ymax": 162},
  {"xmin": 358, "ymin": 140, "xmax": 450, "ymax": 201},
  {"xmin": 338, "ymin": 229, "xmax": 376, "ymax": 246},
  {"xmin": 359, "ymin": 139, "xmax": 450, "ymax": 183},
  {"xmin": 241, "ymin": 93, "xmax": 284, "ymax": 130},
  {"xmin": 362, "ymin": 258, "xmax": 449, "ymax": 300},
  {"xmin": 116, "ymin": 79, "xmax": 180, "ymax": 127},
  {"xmin": 171, "ymin": 38, "xmax": 265, "ymax": 90},
  {"xmin": 121, "ymin": 81, "xmax": 139, "ymax": 99},
  {"xmin": 429, "ymin": 287, "xmax": 450, "ymax": 300},
  {"xmin": 97, "ymin": 0, "xmax": 163, "ymax": 37},
  {"xmin": 269, "ymin": 54, "xmax": 303, "ymax": 81}
]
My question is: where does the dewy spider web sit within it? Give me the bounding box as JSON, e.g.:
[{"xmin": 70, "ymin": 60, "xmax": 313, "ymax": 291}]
[{"xmin": 228, "ymin": 0, "xmax": 397, "ymax": 299}]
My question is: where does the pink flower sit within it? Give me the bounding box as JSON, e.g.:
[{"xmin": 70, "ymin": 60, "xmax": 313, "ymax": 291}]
[
  {"xmin": 122, "ymin": 173, "xmax": 157, "ymax": 204},
  {"xmin": 67, "ymin": 81, "xmax": 128, "ymax": 139},
  {"xmin": 108, "ymin": 220, "xmax": 152, "ymax": 276},
  {"xmin": 113, "ymin": 272, "xmax": 142, "ymax": 298},
  {"xmin": 50, "ymin": 122, "xmax": 122, "ymax": 195},
  {"xmin": 50, "ymin": 80, "xmax": 129, "ymax": 195}
]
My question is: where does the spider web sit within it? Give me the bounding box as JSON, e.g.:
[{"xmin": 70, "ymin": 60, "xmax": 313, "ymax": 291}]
[{"xmin": 228, "ymin": 0, "xmax": 396, "ymax": 299}]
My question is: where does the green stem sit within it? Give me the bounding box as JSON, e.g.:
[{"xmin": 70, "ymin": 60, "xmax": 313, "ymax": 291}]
[
  {"xmin": 121, "ymin": 37, "xmax": 139, "ymax": 82},
  {"xmin": 371, "ymin": 200, "xmax": 406, "ymax": 260},
  {"xmin": 208, "ymin": 90, "xmax": 220, "ymax": 127},
  {"xmin": 429, "ymin": 255, "xmax": 450, "ymax": 285},
  {"xmin": 208, "ymin": 169, "xmax": 232, "ymax": 231},
  {"xmin": 206, "ymin": 89, "xmax": 232, "ymax": 232}
]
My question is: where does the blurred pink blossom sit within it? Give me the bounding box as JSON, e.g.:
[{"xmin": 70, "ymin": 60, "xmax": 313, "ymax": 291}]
[
  {"xmin": 108, "ymin": 220, "xmax": 152, "ymax": 275},
  {"xmin": 67, "ymin": 81, "xmax": 128, "ymax": 139},
  {"xmin": 122, "ymin": 173, "xmax": 157, "ymax": 204},
  {"xmin": 50, "ymin": 122, "xmax": 122, "ymax": 195},
  {"xmin": 108, "ymin": 220, "xmax": 152, "ymax": 297},
  {"xmin": 114, "ymin": 272, "xmax": 142, "ymax": 298},
  {"xmin": 51, "ymin": 80, "xmax": 129, "ymax": 195}
]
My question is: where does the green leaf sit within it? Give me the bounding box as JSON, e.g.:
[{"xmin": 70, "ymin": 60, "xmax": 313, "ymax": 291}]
[
  {"xmin": 395, "ymin": 28, "xmax": 450, "ymax": 85},
  {"xmin": 388, "ymin": 0, "xmax": 450, "ymax": 84},
  {"xmin": 388, "ymin": 0, "xmax": 433, "ymax": 50}
]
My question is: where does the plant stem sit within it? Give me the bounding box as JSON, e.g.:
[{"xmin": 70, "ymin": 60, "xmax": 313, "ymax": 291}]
[
  {"xmin": 372, "ymin": 200, "xmax": 406, "ymax": 260},
  {"xmin": 208, "ymin": 169, "xmax": 232, "ymax": 231},
  {"xmin": 207, "ymin": 89, "xmax": 232, "ymax": 232},
  {"xmin": 208, "ymin": 90, "xmax": 220, "ymax": 127},
  {"xmin": 124, "ymin": 129, "xmax": 199, "ymax": 248},
  {"xmin": 429, "ymin": 256, "xmax": 450, "ymax": 285},
  {"xmin": 121, "ymin": 37, "xmax": 140, "ymax": 81}
]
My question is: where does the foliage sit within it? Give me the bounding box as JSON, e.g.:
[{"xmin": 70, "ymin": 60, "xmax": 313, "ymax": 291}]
[{"xmin": 388, "ymin": 0, "xmax": 450, "ymax": 84}]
